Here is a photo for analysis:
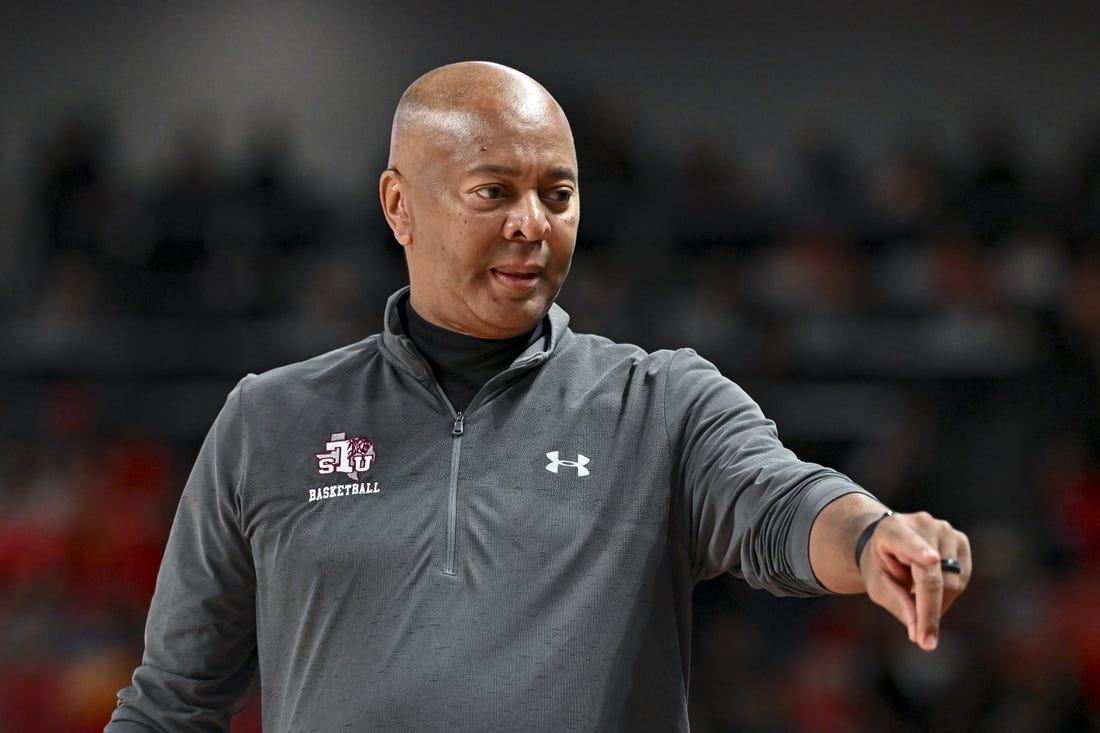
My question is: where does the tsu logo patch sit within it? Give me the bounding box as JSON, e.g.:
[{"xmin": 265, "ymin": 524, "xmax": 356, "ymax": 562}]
[{"xmin": 316, "ymin": 432, "xmax": 376, "ymax": 480}]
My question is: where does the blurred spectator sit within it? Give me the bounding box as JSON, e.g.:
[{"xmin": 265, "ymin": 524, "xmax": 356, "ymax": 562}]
[
  {"xmin": 868, "ymin": 142, "xmax": 949, "ymax": 237},
  {"xmin": 954, "ymin": 113, "xmax": 1034, "ymax": 244},
  {"xmin": 208, "ymin": 110, "xmax": 331, "ymax": 315},
  {"xmin": 141, "ymin": 120, "xmax": 225, "ymax": 315},
  {"xmin": 1063, "ymin": 118, "xmax": 1100, "ymax": 242},
  {"xmin": 36, "ymin": 110, "xmax": 114, "ymax": 264},
  {"xmin": 32, "ymin": 109, "xmax": 118, "ymax": 320}
]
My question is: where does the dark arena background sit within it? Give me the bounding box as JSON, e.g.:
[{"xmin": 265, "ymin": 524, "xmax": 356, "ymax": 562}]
[{"xmin": 3, "ymin": 2, "xmax": 1100, "ymax": 730}]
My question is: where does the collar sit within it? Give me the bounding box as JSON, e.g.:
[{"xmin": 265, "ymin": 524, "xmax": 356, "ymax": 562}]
[{"xmin": 380, "ymin": 286, "xmax": 571, "ymax": 381}]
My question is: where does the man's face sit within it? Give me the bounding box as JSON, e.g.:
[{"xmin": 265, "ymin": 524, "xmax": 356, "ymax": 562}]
[{"xmin": 382, "ymin": 103, "xmax": 579, "ymax": 339}]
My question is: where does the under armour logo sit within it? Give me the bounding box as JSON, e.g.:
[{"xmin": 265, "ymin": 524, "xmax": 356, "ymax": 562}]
[{"xmin": 545, "ymin": 451, "xmax": 590, "ymax": 477}]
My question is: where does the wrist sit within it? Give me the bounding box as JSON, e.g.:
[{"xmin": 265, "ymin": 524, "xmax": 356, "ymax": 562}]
[{"xmin": 853, "ymin": 510, "xmax": 893, "ymax": 570}]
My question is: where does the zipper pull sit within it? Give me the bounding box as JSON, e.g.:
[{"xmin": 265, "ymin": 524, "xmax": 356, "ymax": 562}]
[{"xmin": 452, "ymin": 412, "xmax": 465, "ymax": 437}]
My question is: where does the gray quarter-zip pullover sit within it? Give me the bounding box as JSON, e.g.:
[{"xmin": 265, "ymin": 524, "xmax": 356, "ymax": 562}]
[{"xmin": 108, "ymin": 287, "xmax": 872, "ymax": 732}]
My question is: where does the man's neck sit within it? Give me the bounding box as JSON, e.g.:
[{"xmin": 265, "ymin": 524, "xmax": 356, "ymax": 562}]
[{"xmin": 401, "ymin": 298, "xmax": 543, "ymax": 412}]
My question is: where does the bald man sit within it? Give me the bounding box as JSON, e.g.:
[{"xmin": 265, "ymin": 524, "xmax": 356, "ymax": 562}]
[{"xmin": 108, "ymin": 62, "xmax": 969, "ymax": 732}]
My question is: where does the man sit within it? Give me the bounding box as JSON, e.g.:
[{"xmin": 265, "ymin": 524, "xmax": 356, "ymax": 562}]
[{"xmin": 108, "ymin": 61, "xmax": 970, "ymax": 731}]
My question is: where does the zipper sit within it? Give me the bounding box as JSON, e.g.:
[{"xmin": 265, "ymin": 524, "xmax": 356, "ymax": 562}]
[
  {"xmin": 444, "ymin": 411, "xmax": 464, "ymax": 576},
  {"xmin": 390, "ymin": 330, "xmax": 550, "ymax": 578}
]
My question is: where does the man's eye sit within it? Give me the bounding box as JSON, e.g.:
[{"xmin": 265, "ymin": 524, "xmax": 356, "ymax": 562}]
[
  {"xmin": 544, "ymin": 188, "xmax": 574, "ymax": 204},
  {"xmin": 475, "ymin": 185, "xmax": 507, "ymax": 200}
]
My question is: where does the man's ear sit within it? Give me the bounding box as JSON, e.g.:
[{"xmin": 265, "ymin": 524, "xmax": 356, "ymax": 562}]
[{"xmin": 379, "ymin": 168, "xmax": 413, "ymax": 247}]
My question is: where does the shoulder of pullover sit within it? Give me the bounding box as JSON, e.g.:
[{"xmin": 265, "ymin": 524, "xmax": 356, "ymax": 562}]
[{"xmin": 225, "ymin": 335, "xmax": 389, "ymax": 422}]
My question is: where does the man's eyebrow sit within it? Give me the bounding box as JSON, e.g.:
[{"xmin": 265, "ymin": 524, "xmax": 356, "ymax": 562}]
[
  {"xmin": 467, "ymin": 163, "xmax": 578, "ymax": 183},
  {"xmin": 548, "ymin": 166, "xmax": 579, "ymax": 184}
]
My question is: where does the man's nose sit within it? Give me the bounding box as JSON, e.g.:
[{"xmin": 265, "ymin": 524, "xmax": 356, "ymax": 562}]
[{"xmin": 504, "ymin": 191, "xmax": 551, "ymax": 242}]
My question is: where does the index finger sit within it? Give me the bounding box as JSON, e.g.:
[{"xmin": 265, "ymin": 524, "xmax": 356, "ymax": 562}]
[{"xmin": 911, "ymin": 557, "xmax": 945, "ymax": 650}]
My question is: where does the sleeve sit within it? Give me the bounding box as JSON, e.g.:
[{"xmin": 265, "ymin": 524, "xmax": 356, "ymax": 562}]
[
  {"xmin": 664, "ymin": 349, "xmax": 875, "ymax": 596},
  {"xmin": 107, "ymin": 378, "xmax": 258, "ymax": 732}
]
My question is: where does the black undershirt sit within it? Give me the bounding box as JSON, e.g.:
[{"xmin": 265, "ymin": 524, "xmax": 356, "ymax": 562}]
[{"xmin": 401, "ymin": 298, "xmax": 544, "ymax": 413}]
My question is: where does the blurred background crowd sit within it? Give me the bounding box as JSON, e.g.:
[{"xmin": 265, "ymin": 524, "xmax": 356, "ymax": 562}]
[{"xmin": 3, "ymin": 2, "xmax": 1100, "ymax": 731}]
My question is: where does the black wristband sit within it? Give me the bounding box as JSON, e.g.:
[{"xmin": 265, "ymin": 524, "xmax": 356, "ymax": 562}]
[{"xmin": 854, "ymin": 510, "xmax": 893, "ymax": 569}]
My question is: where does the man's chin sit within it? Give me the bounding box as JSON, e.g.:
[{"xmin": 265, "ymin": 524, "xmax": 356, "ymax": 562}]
[{"xmin": 475, "ymin": 299, "xmax": 550, "ymax": 338}]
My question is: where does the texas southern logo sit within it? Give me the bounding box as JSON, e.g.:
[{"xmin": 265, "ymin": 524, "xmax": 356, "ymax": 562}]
[{"xmin": 308, "ymin": 432, "xmax": 380, "ymax": 502}]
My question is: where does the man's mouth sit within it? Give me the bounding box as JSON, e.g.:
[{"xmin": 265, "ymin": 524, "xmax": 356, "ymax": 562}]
[{"xmin": 491, "ymin": 267, "xmax": 542, "ymax": 291}]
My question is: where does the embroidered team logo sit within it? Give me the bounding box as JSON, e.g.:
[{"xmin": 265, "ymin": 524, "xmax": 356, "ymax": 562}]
[{"xmin": 316, "ymin": 432, "xmax": 376, "ymax": 480}]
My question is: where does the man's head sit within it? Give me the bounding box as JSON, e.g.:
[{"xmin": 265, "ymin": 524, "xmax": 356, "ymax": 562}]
[{"xmin": 379, "ymin": 61, "xmax": 579, "ymax": 339}]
